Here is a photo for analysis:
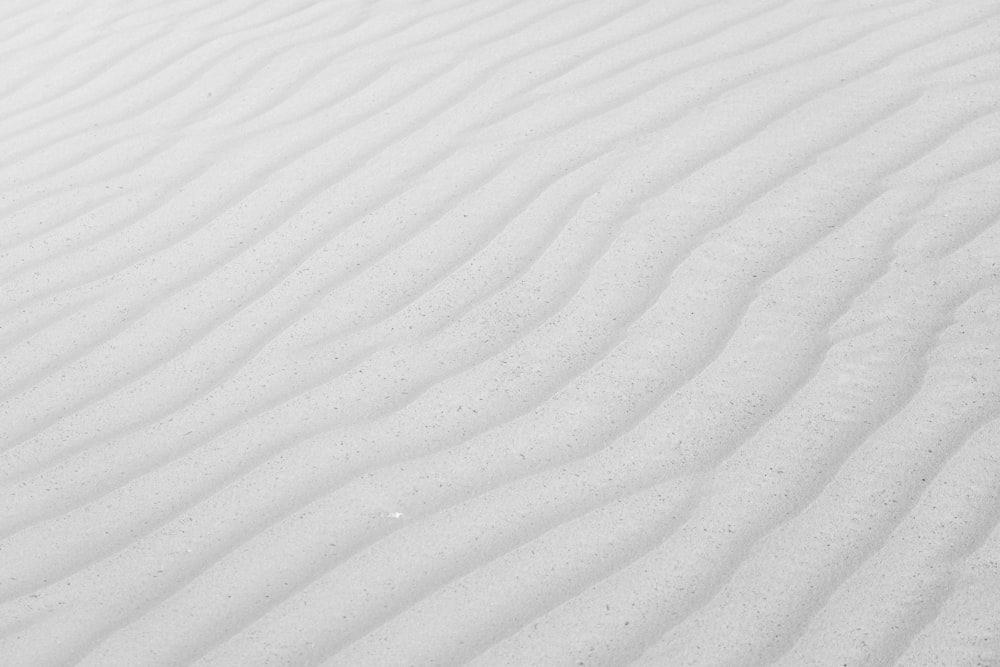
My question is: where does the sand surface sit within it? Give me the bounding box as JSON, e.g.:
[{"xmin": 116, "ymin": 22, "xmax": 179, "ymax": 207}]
[{"xmin": 2, "ymin": 0, "xmax": 1000, "ymax": 665}]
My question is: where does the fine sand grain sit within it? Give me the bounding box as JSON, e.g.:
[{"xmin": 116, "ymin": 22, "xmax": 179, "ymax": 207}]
[{"xmin": 2, "ymin": 0, "xmax": 1000, "ymax": 665}]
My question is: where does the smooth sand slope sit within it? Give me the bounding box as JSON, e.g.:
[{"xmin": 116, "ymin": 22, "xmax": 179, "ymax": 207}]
[{"xmin": 2, "ymin": 0, "xmax": 1000, "ymax": 665}]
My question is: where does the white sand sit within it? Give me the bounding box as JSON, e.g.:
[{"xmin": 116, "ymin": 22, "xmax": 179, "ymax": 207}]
[{"xmin": 2, "ymin": 0, "xmax": 1000, "ymax": 665}]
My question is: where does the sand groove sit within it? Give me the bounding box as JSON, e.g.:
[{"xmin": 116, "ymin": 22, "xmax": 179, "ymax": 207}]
[{"xmin": 2, "ymin": 1, "xmax": 999, "ymax": 666}]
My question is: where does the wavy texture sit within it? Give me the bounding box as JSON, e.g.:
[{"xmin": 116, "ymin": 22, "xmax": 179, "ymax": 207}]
[{"xmin": 1, "ymin": 0, "xmax": 999, "ymax": 666}]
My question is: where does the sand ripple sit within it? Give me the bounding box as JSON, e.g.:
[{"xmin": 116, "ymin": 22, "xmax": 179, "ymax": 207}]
[{"xmin": 1, "ymin": 0, "xmax": 999, "ymax": 665}]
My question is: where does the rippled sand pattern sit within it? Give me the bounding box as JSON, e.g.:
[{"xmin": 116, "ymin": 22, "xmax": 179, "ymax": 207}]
[{"xmin": 2, "ymin": 0, "xmax": 1000, "ymax": 665}]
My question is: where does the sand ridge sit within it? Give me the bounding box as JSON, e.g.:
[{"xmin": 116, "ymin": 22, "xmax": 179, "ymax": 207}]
[{"xmin": 1, "ymin": 0, "xmax": 1000, "ymax": 665}]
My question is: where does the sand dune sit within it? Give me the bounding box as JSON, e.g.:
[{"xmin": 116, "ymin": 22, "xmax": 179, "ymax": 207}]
[{"xmin": 2, "ymin": 0, "xmax": 1000, "ymax": 665}]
